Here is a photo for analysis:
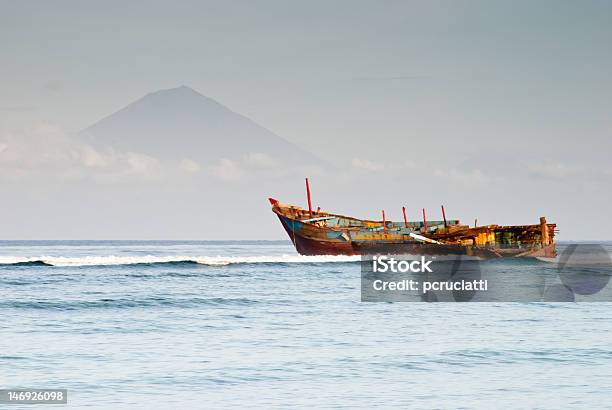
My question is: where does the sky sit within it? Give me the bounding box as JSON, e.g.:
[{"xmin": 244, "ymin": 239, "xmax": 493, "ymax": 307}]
[{"xmin": 0, "ymin": 0, "xmax": 611, "ymax": 239}]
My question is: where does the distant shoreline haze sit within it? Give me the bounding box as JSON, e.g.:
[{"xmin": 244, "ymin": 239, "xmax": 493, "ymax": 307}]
[{"xmin": 0, "ymin": 86, "xmax": 606, "ymax": 241}]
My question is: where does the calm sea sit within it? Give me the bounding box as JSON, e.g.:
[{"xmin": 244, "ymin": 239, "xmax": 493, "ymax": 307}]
[{"xmin": 1, "ymin": 241, "xmax": 611, "ymax": 409}]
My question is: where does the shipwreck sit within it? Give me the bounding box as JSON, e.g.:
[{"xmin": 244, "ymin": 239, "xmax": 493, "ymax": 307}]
[{"xmin": 270, "ymin": 178, "xmax": 557, "ymax": 259}]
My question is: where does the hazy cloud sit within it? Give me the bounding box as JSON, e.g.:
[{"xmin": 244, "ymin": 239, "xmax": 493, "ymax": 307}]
[
  {"xmin": 79, "ymin": 145, "xmax": 110, "ymax": 168},
  {"xmin": 244, "ymin": 152, "xmax": 279, "ymax": 169},
  {"xmin": 527, "ymin": 160, "xmax": 583, "ymax": 179},
  {"xmin": 351, "ymin": 157, "xmax": 385, "ymax": 172},
  {"xmin": 433, "ymin": 167, "xmax": 494, "ymax": 187},
  {"xmin": 180, "ymin": 158, "xmax": 201, "ymax": 173},
  {"xmin": 351, "ymin": 158, "xmax": 418, "ymax": 173},
  {"xmin": 126, "ymin": 152, "xmax": 161, "ymax": 178},
  {"xmin": 0, "ymin": 123, "xmax": 162, "ymax": 181},
  {"xmin": 211, "ymin": 158, "xmax": 244, "ymax": 181}
]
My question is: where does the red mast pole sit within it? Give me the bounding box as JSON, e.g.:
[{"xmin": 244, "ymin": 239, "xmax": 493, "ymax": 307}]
[
  {"xmin": 382, "ymin": 210, "xmax": 387, "ymax": 234},
  {"xmin": 305, "ymin": 177, "xmax": 313, "ymax": 217},
  {"xmin": 441, "ymin": 205, "xmax": 447, "ymax": 228},
  {"xmin": 402, "ymin": 206, "xmax": 408, "ymax": 228},
  {"xmin": 422, "ymin": 208, "xmax": 427, "ymax": 232}
]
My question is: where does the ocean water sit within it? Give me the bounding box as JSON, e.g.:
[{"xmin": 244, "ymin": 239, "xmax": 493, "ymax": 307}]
[{"xmin": 1, "ymin": 240, "xmax": 611, "ymax": 409}]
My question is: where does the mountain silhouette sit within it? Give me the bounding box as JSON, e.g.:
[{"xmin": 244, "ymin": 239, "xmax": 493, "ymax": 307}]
[{"xmin": 80, "ymin": 85, "xmax": 322, "ymax": 167}]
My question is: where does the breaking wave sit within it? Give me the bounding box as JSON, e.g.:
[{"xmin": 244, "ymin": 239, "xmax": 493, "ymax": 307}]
[{"xmin": 0, "ymin": 254, "xmax": 361, "ymax": 267}]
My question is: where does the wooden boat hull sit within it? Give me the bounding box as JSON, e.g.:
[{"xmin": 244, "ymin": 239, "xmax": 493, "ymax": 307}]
[{"xmin": 271, "ymin": 198, "xmax": 557, "ymax": 259}]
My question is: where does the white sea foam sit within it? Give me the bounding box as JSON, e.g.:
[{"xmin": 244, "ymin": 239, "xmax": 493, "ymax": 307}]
[{"xmin": 0, "ymin": 254, "xmax": 361, "ymax": 267}]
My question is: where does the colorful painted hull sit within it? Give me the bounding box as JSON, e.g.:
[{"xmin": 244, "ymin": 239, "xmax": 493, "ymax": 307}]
[{"xmin": 270, "ymin": 198, "xmax": 557, "ymax": 259}]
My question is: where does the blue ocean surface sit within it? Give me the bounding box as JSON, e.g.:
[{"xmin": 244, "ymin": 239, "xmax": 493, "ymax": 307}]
[{"xmin": 1, "ymin": 241, "xmax": 611, "ymax": 409}]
